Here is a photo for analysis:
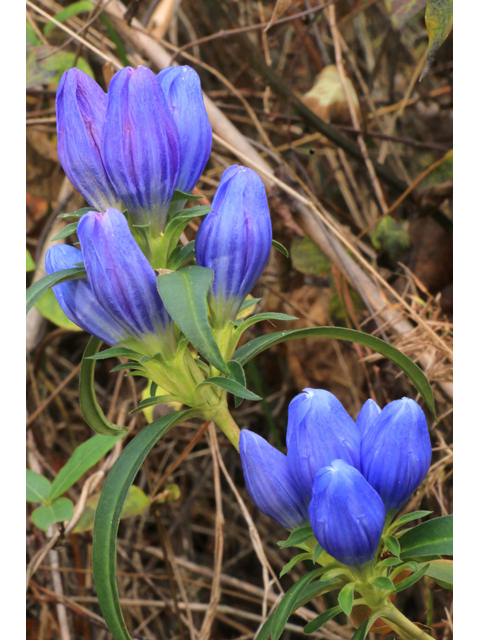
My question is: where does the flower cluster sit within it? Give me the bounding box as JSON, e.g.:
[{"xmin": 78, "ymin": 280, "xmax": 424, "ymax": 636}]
[{"xmin": 240, "ymin": 389, "xmax": 432, "ymax": 567}]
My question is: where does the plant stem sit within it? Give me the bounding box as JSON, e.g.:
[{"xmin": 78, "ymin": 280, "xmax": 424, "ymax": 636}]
[
  {"xmin": 382, "ymin": 603, "xmax": 434, "ymax": 640},
  {"xmin": 212, "ymin": 406, "xmax": 241, "ymax": 451}
]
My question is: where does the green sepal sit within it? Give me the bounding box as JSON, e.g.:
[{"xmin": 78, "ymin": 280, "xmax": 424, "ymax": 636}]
[
  {"xmin": 57, "ymin": 206, "xmax": 92, "ymax": 219},
  {"xmin": 272, "ymin": 239, "xmax": 289, "ymax": 258},
  {"xmin": 171, "ymin": 190, "xmax": 204, "ymax": 203},
  {"xmin": 376, "ymin": 557, "xmax": 403, "ymax": 569},
  {"xmin": 279, "ymin": 552, "xmax": 311, "ymax": 578},
  {"xmin": 195, "ymin": 376, "xmax": 262, "ymax": 401},
  {"xmin": 86, "ymin": 347, "xmax": 143, "ymax": 361},
  {"xmin": 26, "ymin": 267, "xmax": 86, "ymax": 314},
  {"xmin": 79, "ymin": 337, "xmax": 129, "ymax": 436},
  {"xmin": 129, "ymin": 395, "xmax": 182, "ymax": 415},
  {"xmin": 50, "ymin": 222, "xmax": 78, "ymax": 241},
  {"xmin": 278, "ymin": 525, "xmax": 314, "ymax": 549},
  {"xmin": 167, "ymin": 240, "xmax": 195, "ymax": 270},
  {"xmin": 304, "ymin": 605, "xmax": 342, "ymax": 634}
]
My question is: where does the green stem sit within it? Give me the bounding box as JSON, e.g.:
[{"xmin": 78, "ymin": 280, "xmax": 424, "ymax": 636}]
[
  {"xmin": 382, "ymin": 603, "xmax": 434, "ymax": 640},
  {"xmin": 212, "ymin": 405, "xmax": 241, "ymax": 451}
]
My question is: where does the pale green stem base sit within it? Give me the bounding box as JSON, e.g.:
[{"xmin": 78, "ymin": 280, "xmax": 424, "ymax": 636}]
[{"xmin": 382, "ymin": 603, "xmax": 434, "ymax": 640}]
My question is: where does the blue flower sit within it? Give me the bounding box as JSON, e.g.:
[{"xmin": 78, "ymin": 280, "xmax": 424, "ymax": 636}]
[
  {"xmin": 308, "ymin": 460, "xmax": 385, "ymax": 567},
  {"xmin": 239, "ymin": 430, "xmax": 309, "ymax": 531},
  {"xmin": 286, "ymin": 389, "xmax": 361, "ymax": 499},
  {"xmin": 157, "ymin": 66, "xmax": 212, "ymax": 194},
  {"xmin": 361, "ymin": 398, "xmax": 432, "ymax": 511},
  {"xmin": 46, "ymin": 208, "xmax": 175, "ymax": 356},
  {"xmin": 195, "ymin": 166, "xmax": 272, "ymax": 324},
  {"xmin": 56, "ymin": 69, "xmax": 120, "ymax": 211},
  {"xmin": 356, "ymin": 398, "xmax": 381, "ymax": 437},
  {"xmin": 102, "ymin": 66, "xmax": 180, "ymax": 234}
]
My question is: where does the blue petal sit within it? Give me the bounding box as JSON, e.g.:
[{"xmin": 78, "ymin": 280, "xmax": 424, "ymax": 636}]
[
  {"xmin": 195, "ymin": 166, "xmax": 272, "ymax": 321},
  {"xmin": 157, "ymin": 66, "xmax": 212, "ymax": 193},
  {"xmin": 45, "ymin": 244, "xmax": 126, "ymax": 345},
  {"xmin": 56, "ymin": 69, "xmax": 120, "ymax": 211},
  {"xmin": 308, "ymin": 460, "xmax": 385, "ymax": 567},
  {"xmin": 361, "ymin": 398, "xmax": 432, "ymax": 511},
  {"xmin": 286, "ymin": 389, "xmax": 361, "ymax": 499},
  {"xmin": 239, "ymin": 430, "xmax": 309, "ymax": 530},
  {"xmin": 77, "ymin": 208, "xmax": 175, "ymax": 355},
  {"xmin": 102, "ymin": 66, "xmax": 180, "ymax": 234},
  {"xmin": 356, "ymin": 399, "xmax": 381, "ymax": 438}
]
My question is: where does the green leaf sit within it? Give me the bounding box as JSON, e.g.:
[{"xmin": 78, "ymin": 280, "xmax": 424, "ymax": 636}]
[
  {"xmin": 26, "ymin": 249, "xmax": 35, "ymax": 272},
  {"xmin": 171, "ymin": 190, "xmax": 205, "ymax": 203},
  {"xmin": 394, "ymin": 563, "xmax": 430, "ymax": 593},
  {"xmin": 35, "ymin": 288, "xmax": 81, "ymax": 331},
  {"xmin": 92, "ymin": 410, "xmax": 197, "ymax": 640},
  {"xmin": 57, "ymin": 207, "xmax": 92, "ymax": 220},
  {"xmin": 79, "ymin": 337, "xmax": 130, "ymax": 436},
  {"xmin": 157, "ymin": 267, "xmax": 229, "ymax": 375},
  {"xmin": 338, "ymin": 582, "xmax": 355, "ymax": 615},
  {"xmin": 27, "ymin": 46, "xmax": 94, "ymax": 88},
  {"xmin": 385, "ymin": 535, "xmax": 401, "ymax": 557},
  {"xmin": 272, "ymin": 239, "xmax": 289, "ymax": 258},
  {"xmin": 43, "ymin": 1, "xmax": 94, "ymax": 36},
  {"xmin": 227, "ymin": 360, "xmax": 247, "ymax": 408},
  {"xmin": 162, "ymin": 205, "xmax": 210, "ymax": 260},
  {"xmin": 233, "ymin": 327, "xmax": 436, "ymax": 418},
  {"xmin": 376, "ymin": 557, "xmax": 403, "ymax": 569},
  {"xmin": 26, "ymin": 267, "xmax": 87, "ymax": 314},
  {"xmin": 196, "ymin": 377, "xmax": 262, "ymax": 401},
  {"xmin": 99, "ymin": 14, "xmax": 130, "ymax": 67},
  {"xmin": 295, "ymin": 577, "xmax": 344, "ymax": 609},
  {"xmin": 290, "ymin": 236, "xmax": 330, "ymax": 276},
  {"xmin": 233, "ymin": 312, "xmax": 297, "ymax": 338},
  {"xmin": 400, "ymin": 515, "xmax": 452, "ymax": 558},
  {"xmin": 421, "ymin": 0, "xmax": 453, "ymax": 81},
  {"xmin": 109, "ymin": 362, "xmax": 145, "ymax": 373},
  {"xmin": 49, "ymin": 434, "xmax": 123, "ymax": 501},
  {"xmin": 239, "ymin": 297, "xmax": 262, "ymax": 313},
  {"xmin": 419, "ymin": 559, "xmax": 453, "ymax": 590},
  {"xmin": 129, "ymin": 395, "xmax": 182, "ymax": 415},
  {"xmin": 371, "ymin": 576, "xmax": 395, "ymax": 591},
  {"xmin": 86, "ymin": 346, "xmax": 143, "ymax": 361},
  {"xmin": 390, "ymin": 510, "xmax": 433, "ymax": 530},
  {"xmin": 351, "ymin": 619, "xmax": 370, "ymax": 640},
  {"xmin": 167, "ymin": 240, "xmax": 195, "ymax": 270},
  {"xmin": 278, "ymin": 525, "xmax": 314, "ymax": 549},
  {"xmin": 50, "ymin": 222, "xmax": 78, "ymax": 242},
  {"xmin": 312, "ymin": 543, "xmax": 323, "ymax": 563},
  {"xmin": 304, "ymin": 605, "xmax": 342, "ymax": 634},
  {"xmin": 371, "ymin": 216, "xmax": 410, "ymax": 261},
  {"xmin": 279, "ymin": 553, "xmax": 311, "ymax": 578},
  {"xmin": 74, "ymin": 485, "xmax": 150, "ymax": 533},
  {"xmin": 31, "ymin": 498, "xmax": 74, "ymax": 531},
  {"xmin": 271, "ymin": 569, "xmax": 323, "ymax": 640},
  {"xmin": 26, "ymin": 470, "xmax": 51, "ymax": 503}
]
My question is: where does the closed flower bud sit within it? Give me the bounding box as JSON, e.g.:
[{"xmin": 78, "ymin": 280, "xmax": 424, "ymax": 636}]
[
  {"xmin": 56, "ymin": 69, "xmax": 120, "ymax": 211},
  {"xmin": 308, "ymin": 460, "xmax": 385, "ymax": 567},
  {"xmin": 286, "ymin": 389, "xmax": 361, "ymax": 499},
  {"xmin": 356, "ymin": 398, "xmax": 381, "ymax": 437},
  {"xmin": 239, "ymin": 430, "xmax": 309, "ymax": 531},
  {"xmin": 195, "ymin": 166, "xmax": 272, "ymax": 324},
  {"xmin": 157, "ymin": 66, "xmax": 212, "ymax": 194},
  {"xmin": 102, "ymin": 66, "xmax": 181, "ymax": 234},
  {"xmin": 361, "ymin": 398, "xmax": 432, "ymax": 511}
]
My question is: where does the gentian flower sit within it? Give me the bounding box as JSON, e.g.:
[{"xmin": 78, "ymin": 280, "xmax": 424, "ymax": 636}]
[
  {"xmin": 157, "ymin": 66, "xmax": 212, "ymax": 194},
  {"xmin": 356, "ymin": 398, "xmax": 381, "ymax": 437},
  {"xmin": 102, "ymin": 66, "xmax": 181, "ymax": 234},
  {"xmin": 56, "ymin": 69, "xmax": 120, "ymax": 211},
  {"xmin": 308, "ymin": 460, "xmax": 385, "ymax": 567},
  {"xmin": 195, "ymin": 166, "xmax": 272, "ymax": 324},
  {"xmin": 286, "ymin": 389, "xmax": 361, "ymax": 498},
  {"xmin": 239, "ymin": 430, "xmax": 309, "ymax": 530},
  {"xmin": 46, "ymin": 208, "xmax": 175, "ymax": 356},
  {"xmin": 361, "ymin": 398, "xmax": 432, "ymax": 511}
]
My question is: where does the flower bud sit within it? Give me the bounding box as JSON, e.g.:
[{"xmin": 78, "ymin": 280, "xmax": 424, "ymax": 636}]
[
  {"xmin": 102, "ymin": 66, "xmax": 180, "ymax": 234},
  {"xmin": 308, "ymin": 460, "xmax": 385, "ymax": 567},
  {"xmin": 286, "ymin": 389, "xmax": 361, "ymax": 498},
  {"xmin": 361, "ymin": 398, "xmax": 432, "ymax": 511},
  {"xmin": 239, "ymin": 430, "xmax": 309, "ymax": 531},
  {"xmin": 56, "ymin": 69, "xmax": 120, "ymax": 211},
  {"xmin": 356, "ymin": 398, "xmax": 381, "ymax": 437},
  {"xmin": 157, "ymin": 66, "xmax": 212, "ymax": 194},
  {"xmin": 195, "ymin": 166, "xmax": 272, "ymax": 324}
]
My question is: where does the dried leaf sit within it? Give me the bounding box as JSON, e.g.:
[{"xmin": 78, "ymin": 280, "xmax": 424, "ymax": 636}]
[{"xmin": 302, "ymin": 65, "xmax": 359, "ymax": 124}]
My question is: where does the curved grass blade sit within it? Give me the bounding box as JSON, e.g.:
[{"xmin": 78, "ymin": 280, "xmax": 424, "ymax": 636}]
[
  {"xmin": 26, "ymin": 267, "xmax": 86, "ymax": 314},
  {"xmin": 271, "ymin": 569, "xmax": 323, "ymax": 640},
  {"xmin": 304, "ymin": 604, "xmax": 342, "ymax": 634},
  {"xmin": 233, "ymin": 327, "xmax": 436, "ymax": 418},
  {"xmin": 92, "ymin": 409, "xmax": 197, "ymax": 640},
  {"xmin": 79, "ymin": 337, "xmax": 129, "ymax": 436},
  {"xmin": 196, "ymin": 376, "xmax": 262, "ymax": 401}
]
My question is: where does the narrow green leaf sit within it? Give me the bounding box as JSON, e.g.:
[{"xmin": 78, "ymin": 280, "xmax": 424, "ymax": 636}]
[
  {"xmin": 420, "ymin": 559, "xmax": 453, "ymax": 590},
  {"xmin": 234, "ymin": 312, "xmax": 297, "ymax": 338},
  {"xmin": 421, "ymin": 0, "xmax": 453, "ymax": 80},
  {"xmin": 57, "ymin": 206, "xmax": 92, "ymax": 219},
  {"xmin": 109, "ymin": 363, "xmax": 145, "ymax": 373},
  {"xmin": 157, "ymin": 266, "xmax": 229, "ymax": 375},
  {"xmin": 233, "ymin": 326, "xmax": 436, "ymax": 418},
  {"xmin": 385, "ymin": 535, "xmax": 401, "ymax": 557},
  {"xmin": 272, "ymin": 239, "xmax": 289, "ymax": 258},
  {"xmin": 99, "ymin": 14, "xmax": 130, "ymax": 67},
  {"xmin": 49, "ymin": 434, "xmax": 123, "ymax": 501},
  {"xmin": 26, "ymin": 469, "xmax": 51, "ymax": 503},
  {"xmin": 391, "ymin": 510, "xmax": 433, "ymax": 530},
  {"xmin": 295, "ymin": 577, "xmax": 344, "ymax": 609},
  {"xmin": 150, "ymin": 381, "xmax": 157, "ymax": 397},
  {"xmin": 74, "ymin": 485, "xmax": 150, "ymax": 534},
  {"xmin": 239, "ymin": 297, "xmax": 261, "ymax": 313},
  {"xmin": 26, "ymin": 267, "xmax": 86, "ymax": 314},
  {"xmin": 271, "ymin": 569, "xmax": 323, "ymax": 640},
  {"xmin": 129, "ymin": 395, "xmax": 181, "ymax": 415},
  {"xmin": 196, "ymin": 376, "xmax": 262, "ymax": 401},
  {"xmin": 26, "ymin": 249, "xmax": 35, "ymax": 272},
  {"xmin": 312, "ymin": 543, "xmax": 323, "ymax": 563},
  {"xmin": 394, "ymin": 564, "xmax": 430, "ymax": 593},
  {"xmin": 351, "ymin": 618, "xmax": 369, "ymax": 640},
  {"xmin": 93, "ymin": 410, "xmax": 197, "ymax": 640},
  {"xmin": 376, "ymin": 557, "xmax": 403, "ymax": 569},
  {"xmin": 371, "ymin": 576, "xmax": 395, "ymax": 591},
  {"xmin": 338, "ymin": 583, "xmax": 355, "ymax": 615},
  {"xmin": 168, "ymin": 240, "xmax": 195, "ymax": 270},
  {"xmin": 279, "ymin": 553, "xmax": 311, "ymax": 578},
  {"xmin": 44, "ymin": 1, "xmax": 94, "ymax": 36},
  {"xmin": 171, "ymin": 190, "xmax": 204, "ymax": 203},
  {"xmin": 400, "ymin": 515, "xmax": 452, "ymax": 558},
  {"xmin": 31, "ymin": 498, "xmax": 74, "ymax": 531},
  {"xmin": 304, "ymin": 604, "xmax": 342, "ymax": 634},
  {"xmin": 79, "ymin": 337, "xmax": 129, "ymax": 436},
  {"xmin": 254, "ymin": 614, "xmax": 274, "ymax": 640},
  {"xmin": 50, "ymin": 222, "xmax": 78, "ymax": 242},
  {"xmin": 86, "ymin": 346, "xmax": 143, "ymax": 361},
  {"xmin": 227, "ymin": 360, "xmax": 247, "ymax": 408},
  {"xmin": 278, "ymin": 525, "xmax": 314, "ymax": 549}
]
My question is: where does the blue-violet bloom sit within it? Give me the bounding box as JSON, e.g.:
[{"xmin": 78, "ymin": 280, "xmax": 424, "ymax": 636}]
[
  {"xmin": 239, "ymin": 430, "xmax": 309, "ymax": 531},
  {"xmin": 56, "ymin": 69, "xmax": 120, "ymax": 211},
  {"xmin": 102, "ymin": 66, "xmax": 180, "ymax": 234},
  {"xmin": 195, "ymin": 165, "xmax": 272, "ymax": 324},
  {"xmin": 157, "ymin": 65, "xmax": 212, "ymax": 194},
  {"xmin": 286, "ymin": 389, "xmax": 361, "ymax": 499},
  {"xmin": 356, "ymin": 398, "xmax": 381, "ymax": 438},
  {"xmin": 361, "ymin": 398, "xmax": 432, "ymax": 511},
  {"xmin": 308, "ymin": 460, "xmax": 386, "ymax": 567}
]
